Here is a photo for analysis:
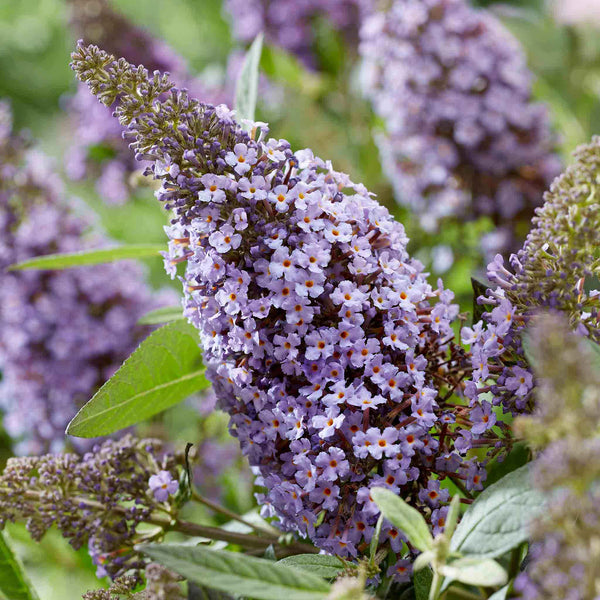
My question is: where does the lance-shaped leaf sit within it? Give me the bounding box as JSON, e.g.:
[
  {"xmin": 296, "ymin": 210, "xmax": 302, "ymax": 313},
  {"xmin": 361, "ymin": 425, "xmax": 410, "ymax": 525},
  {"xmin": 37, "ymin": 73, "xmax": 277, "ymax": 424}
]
[
  {"xmin": 139, "ymin": 544, "xmax": 331, "ymax": 600},
  {"xmin": 449, "ymin": 465, "xmax": 545, "ymax": 558},
  {"xmin": 369, "ymin": 513, "xmax": 384, "ymax": 565},
  {"xmin": 67, "ymin": 320, "xmax": 208, "ymax": 437},
  {"xmin": 488, "ymin": 584, "xmax": 511, "ymax": 600},
  {"xmin": 137, "ymin": 305, "xmax": 185, "ymax": 325},
  {"xmin": 413, "ymin": 567, "xmax": 433, "ymax": 600},
  {"xmin": 278, "ymin": 555, "xmax": 345, "ymax": 580},
  {"xmin": 9, "ymin": 244, "xmax": 164, "ymax": 271},
  {"xmin": 370, "ymin": 488, "xmax": 433, "ymax": 552},
  {"xmin": 235, "ymin": 33, "xmax": 264, "ymax": 124},
  {"xmin": 0, "ymin": 531, "xmax": 40, "ymax": 600},
  {"xmin": 440, "ymin": 556, "xmax": 507, "ymax": 588}
]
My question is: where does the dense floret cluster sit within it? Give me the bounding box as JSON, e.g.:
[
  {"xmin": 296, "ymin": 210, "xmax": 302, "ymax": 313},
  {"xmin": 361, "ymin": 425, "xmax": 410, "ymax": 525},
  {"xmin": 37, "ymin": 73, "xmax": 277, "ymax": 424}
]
[
  {"xmin": 461, "ymin": 137, "xmax": 600, "ymax": 423},
  {"xmin": 0, "ymin": 101, "xmax": 171, "ymax": 454},
  {"xmin": 360, "ymin": 0, "xmax": 561, "ymax": 256},
  {"xmin": 65, "ymin": 0, "xmax": 228, "ymax": 204},
  {"xmin": 512, "ymin": 315, "xmax": 600, "ymax": 600},
  {"xmin": 72, "ymin": 43, "xmax": 489, "ymax": 564},
  {"xmin": 224, "ymin": 0, "xmax": 363, "ymax": 67},
  {"xmin": 0, "ymin": 436, "xmax": 180, "ymax": 581}
]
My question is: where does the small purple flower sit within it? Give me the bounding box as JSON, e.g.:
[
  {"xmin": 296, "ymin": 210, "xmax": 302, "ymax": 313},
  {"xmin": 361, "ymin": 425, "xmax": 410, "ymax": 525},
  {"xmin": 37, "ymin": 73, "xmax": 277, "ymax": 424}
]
[
  {"xmin": 309, "ymin": 482, "xmax": 340, "ymax": 511},
  {"xmin": 417, "ymin": 479, "xmax": 449, "ymax": 509},
  {"xmin": 269, "ymin": 184, "xmax": 293, "ymax": 213},
  {"xmin": 225, "ymin": 143, "xmax": 257, "ymax": 175},
  {"xmin": 470, "ymin": 401, "xmax": 497, "ymax": 435},
  {"xmin": 505, "ymin": 366, "xmax": 534, "ymax": 398},
  {"xmin": 148, "ymin": 470, "xmax": 179, "ymax": 502},
  {"xmin": 315, "ymin": 448, "xmax": 350, "ymax": 481},
  {"xmin": 387, "ymin": 559, "xmax": 412, "ymax": 583},
  {"xmin": 238, "ymin": 175, "xmax": 268, "ymax": 201},
  {"xmin": 208, "ymin": 225, "xmax": 242, "ymax": 253}
]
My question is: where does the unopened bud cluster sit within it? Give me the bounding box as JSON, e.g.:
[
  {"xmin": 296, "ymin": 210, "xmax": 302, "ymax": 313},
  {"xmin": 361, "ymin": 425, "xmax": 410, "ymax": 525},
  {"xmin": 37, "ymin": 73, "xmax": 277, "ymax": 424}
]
[{"xmin": 0, "ymin": 436, "xmax": 180, "ymax": 581}]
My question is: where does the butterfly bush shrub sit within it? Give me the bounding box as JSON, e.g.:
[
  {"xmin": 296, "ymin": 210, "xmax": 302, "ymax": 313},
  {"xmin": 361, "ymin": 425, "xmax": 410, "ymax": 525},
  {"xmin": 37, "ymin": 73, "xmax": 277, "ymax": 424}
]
[
  {"xmin": 3, "ymin": 5, "xmax": 600, "ymax": 595},
  {"xmin": 71, "ymin": 42, "xmax": 496, "ymax": 571},
  {"xmin": 360, "ymin": 0, "xmax": 562, "ymax": 257},
  {"xmin": 0, "ymin": 101, "xmax": 173, "ymax": 454}
]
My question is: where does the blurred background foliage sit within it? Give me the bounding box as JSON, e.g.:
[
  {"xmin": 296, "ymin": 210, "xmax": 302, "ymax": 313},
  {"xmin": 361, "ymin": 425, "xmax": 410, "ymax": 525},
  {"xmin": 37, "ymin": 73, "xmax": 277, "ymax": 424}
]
[{"xmin": 0, "ymin": 0, "xmax": 599, "ymax": 596}]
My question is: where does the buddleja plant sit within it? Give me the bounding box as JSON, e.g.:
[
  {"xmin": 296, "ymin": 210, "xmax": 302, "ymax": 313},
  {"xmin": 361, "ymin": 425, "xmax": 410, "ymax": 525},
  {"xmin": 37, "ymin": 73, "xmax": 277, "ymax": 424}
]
[{"xmin": 0, "ymin": 4, "xmax": 599, "ymax": 599}]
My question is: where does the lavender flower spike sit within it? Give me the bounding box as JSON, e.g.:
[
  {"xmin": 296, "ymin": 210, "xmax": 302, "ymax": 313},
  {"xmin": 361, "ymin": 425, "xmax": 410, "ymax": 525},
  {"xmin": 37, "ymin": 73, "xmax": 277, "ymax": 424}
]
[
  {"xmin": 72, "ymin": 43, "xmax": 490, "ymax": 568},
  {"xmin": 0, "ymin": 100, "xmax": 174, "ymax": 454},
  {"xmin": 461, "ymin": 136, "xmax": 600, "ymax": 426},
  {"xmin": 360, "ymin": 0, "xmax": 562, "ymax": 257}
]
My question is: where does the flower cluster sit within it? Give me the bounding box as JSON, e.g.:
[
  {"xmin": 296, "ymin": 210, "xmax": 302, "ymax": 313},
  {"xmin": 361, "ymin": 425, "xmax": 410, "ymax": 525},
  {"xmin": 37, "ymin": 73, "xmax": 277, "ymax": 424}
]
[
  {"xmin": 65, "ymin": 0, "xmax": 228, "ymax": 204},
  {"xmin": 0, "ymin": 436, "xmax": 180, "ymax": 581},
  {"xmin": 512, "ymin": 315, "xmax": 600, "ymax": 600},
  {"xmin": 461, "ymin": 136, "xmax": 600, "ymax": 426},
  {"xmin": 224, "ymin": 0, "xmax": 363, "ymax": 67},
  {"xmin": 0, "ymin": 101, "xmax": 172, "ymax": 454},
  {"xmin": 72, "ymin": 43, "xmax": 488, "ymax": 567},
  {"xmin": 360, "ymin": 0, "xmax": 561, "ymax": 257}
]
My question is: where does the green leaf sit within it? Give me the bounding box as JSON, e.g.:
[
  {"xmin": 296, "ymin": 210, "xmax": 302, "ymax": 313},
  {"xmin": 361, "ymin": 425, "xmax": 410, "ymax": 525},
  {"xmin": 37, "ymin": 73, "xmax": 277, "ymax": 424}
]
[
  {"xmin": 369, "ymin": 514, "xmax": 384, "ymax": 564},
  {"xmin": 450, "ymin": 465, "xmax": 545, "ymax": 559},
  {"xmin": 139, "ymin": 544, "xmax": 331, "ymax": 600},
  {"xmin": 440, "ymin": 557, "xmax": 507, "ymax": 588},
  {"xmin": 188, "ymin": 583, "xmax": 235, "ymax": 600},
  {"xmin": 0, "ymin": 531, "xmax": 40, "ymax": 600},
  {"xmin": 471, "ymin": 277, "xmax": 492, "ymax": 324},
  {"xmin": 278, "ymin": 555, "xmax": 345, "ymax": 580},
  {"xmin": 444, "ymin": 495, "xmax": 461, "ymax": 541},
  {"xmin": 234, "ymin": 33, "xmax": 264, "ymax": 124},
  {"xmin": 137, "ymin": 305, "xmax": 184, "ymax": 325},
  {"xmin": 486, "ymin": 442, "xmax": 530, "ymax": 487},
  {"xmin": 584, "ymin": 337, "xmax": 600, "ymax": 366},
  {"xmin": 413, "ymin": 551, "xmax": 434, "ymax": 573},
  {"xmin": 370, "ymin": 488, "xmax": 433, "ymax": 552},
  {"xmin": 260, "ymin": 45, "xmax": 324, "ymax": 97},
  {"xmin": 9, "ymin": 244, "xmax": 165, "ymax": 271},
  {"xmin": 67, "ymin": 321, "xmax": 207, "ymax": 437},
  {"xmin": 188, "ymin": 582, "xmax": 235, "ymax": 600},
  {"xmin": 521, "ymin": 331, "xmax": 537, "ymax": 371},
  {"xmin": 488, "ymin": 584, "xmax": 511, "ymax": 600},
  {"xmin": 413, "ymin": 567, "xmax": 433, "ymax": 600}
]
